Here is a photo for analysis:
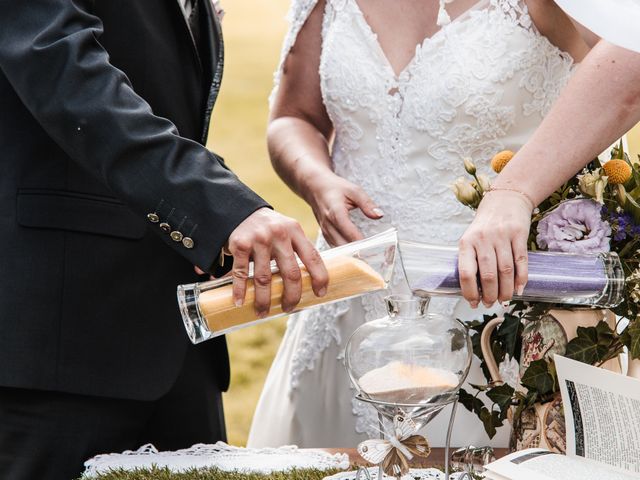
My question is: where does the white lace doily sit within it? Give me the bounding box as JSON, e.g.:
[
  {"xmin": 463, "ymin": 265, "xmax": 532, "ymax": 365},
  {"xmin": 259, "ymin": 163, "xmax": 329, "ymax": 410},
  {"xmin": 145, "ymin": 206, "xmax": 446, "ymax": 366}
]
[
  {"xmin": 83, "ymin": 442, "xmax": 350, "ymax": 477},
  {"xmin": 323, "ymin": 467, "xmax": 468, "ymax": 480}
]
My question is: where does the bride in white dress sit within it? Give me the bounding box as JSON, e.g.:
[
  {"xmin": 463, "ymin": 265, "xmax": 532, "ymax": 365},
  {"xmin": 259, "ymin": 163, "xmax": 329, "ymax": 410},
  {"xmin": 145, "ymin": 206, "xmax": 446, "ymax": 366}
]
[{"xmin": 248, "ymin": 0, "xmax": 591, "ymax": 448}]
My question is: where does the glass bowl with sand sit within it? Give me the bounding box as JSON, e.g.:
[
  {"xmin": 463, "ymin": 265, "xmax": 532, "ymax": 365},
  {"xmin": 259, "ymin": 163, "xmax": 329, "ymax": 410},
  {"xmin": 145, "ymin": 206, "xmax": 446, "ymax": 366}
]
[{"xmin": 345, "ymin": 294, "xmax": 471, "ymax": 427}]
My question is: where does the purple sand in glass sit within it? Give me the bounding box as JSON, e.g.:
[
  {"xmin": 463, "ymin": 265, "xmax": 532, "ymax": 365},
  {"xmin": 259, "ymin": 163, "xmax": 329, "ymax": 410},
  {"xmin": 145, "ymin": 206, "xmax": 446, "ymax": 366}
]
[{"xmin": 411, "ymin": 251, "xmax": 608, "ymax": 303}]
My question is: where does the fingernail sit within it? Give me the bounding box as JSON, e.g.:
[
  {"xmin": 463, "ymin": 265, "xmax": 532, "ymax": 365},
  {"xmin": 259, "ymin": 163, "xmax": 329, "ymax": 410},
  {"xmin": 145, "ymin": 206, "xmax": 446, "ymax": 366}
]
[
  {"xmin": 470, "ymin": 301, "xmax": 479, "ymax": 309},
  {"xmin": 373, "ymin": 208, "xmax": 385, "ymax": 218},
  {"xmin": 516, "ymin": 285, "xmax": 525, "ymax": 296},
  {"xmin": 318, "ymin": 287, "xmax": 327, "ymax": 297},
  {"xmin": 235, "ymin": 299, "xmax": 243, "ymax": 308}
]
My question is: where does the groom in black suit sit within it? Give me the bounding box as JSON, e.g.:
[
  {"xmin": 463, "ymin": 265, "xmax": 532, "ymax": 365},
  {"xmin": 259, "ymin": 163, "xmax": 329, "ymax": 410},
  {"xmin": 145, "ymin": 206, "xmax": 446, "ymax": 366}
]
[{"xmin": 0, "ymin": 1, "xmax": 328, "ymax": 479}]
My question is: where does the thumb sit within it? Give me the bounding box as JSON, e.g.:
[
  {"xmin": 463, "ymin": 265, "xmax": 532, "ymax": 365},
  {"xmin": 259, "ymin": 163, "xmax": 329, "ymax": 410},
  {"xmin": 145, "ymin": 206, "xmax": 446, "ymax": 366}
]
[{"xmin": 351, "ymin": 188, "xmax": 384, "ymax": 220}]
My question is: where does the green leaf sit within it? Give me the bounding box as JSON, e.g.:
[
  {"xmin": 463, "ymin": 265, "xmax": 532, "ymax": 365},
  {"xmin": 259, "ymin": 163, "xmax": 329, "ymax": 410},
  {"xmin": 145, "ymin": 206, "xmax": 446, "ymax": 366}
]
[
  {"xmin": 496, "ymin": 313, "xmax": 522, "ymax": 359},
  {"xmin": 623, "ymin": 192, "xmax": 640, "ymax": 224},
  {"xmin": 630, "ymin": 162, "xmax": 640, "ymax": 189},
  {"xmin": 450, "ymin": 327, "xmax": 468, "ymax": 352},
  {"xmin": 479, "ymin": 407, "xmax": 503, "ymax": 439},
  {"xmin": 486, "ymin": 383, "xmax": 515, "ymax": 411},
  {"xmin": 520, "ymin": 359, "xmax": 555, "ymax": 395},
  {"xmin": 623, "ymin": 321, "xmax": 640, "ymax": 359},
  {"xmin": 565, "ymin": 323, "xmax": 613, "ymax": 365},
  {"xmin": 459, "ymin": 388, "xmax": 485, "ymax": 416}
]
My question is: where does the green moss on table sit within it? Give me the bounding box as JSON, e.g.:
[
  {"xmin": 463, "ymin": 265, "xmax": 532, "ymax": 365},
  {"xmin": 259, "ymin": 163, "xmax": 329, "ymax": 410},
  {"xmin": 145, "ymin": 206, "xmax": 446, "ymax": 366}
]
[{"xmin": 84, "ymin": 467, "xmax": 343, "ymax": 480}]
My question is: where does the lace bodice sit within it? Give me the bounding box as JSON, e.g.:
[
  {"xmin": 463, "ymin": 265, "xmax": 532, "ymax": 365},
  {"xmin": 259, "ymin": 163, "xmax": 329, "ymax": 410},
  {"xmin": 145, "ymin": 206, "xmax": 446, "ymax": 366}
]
[
  {"xmin": 275, "ymin": 0, "xmax": 574, "ymax": 433},
  {"xmin": 319, "ymin": 0, "xmax": 573, "ymax": 244}
]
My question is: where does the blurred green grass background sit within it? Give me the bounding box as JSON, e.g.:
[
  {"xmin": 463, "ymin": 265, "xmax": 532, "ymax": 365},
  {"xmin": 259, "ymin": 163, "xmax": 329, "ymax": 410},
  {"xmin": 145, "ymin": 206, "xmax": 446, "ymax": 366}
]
[{"xmin": 206, "ymin": 0, "xmax": 316, "ymax": 446}]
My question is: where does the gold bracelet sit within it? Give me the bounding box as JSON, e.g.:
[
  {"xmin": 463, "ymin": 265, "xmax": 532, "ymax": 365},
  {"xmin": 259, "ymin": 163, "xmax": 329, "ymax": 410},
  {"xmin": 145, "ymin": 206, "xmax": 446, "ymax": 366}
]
[{"xmin": 485, "ymin": 186, "xmax": 536, "ymax": 210}]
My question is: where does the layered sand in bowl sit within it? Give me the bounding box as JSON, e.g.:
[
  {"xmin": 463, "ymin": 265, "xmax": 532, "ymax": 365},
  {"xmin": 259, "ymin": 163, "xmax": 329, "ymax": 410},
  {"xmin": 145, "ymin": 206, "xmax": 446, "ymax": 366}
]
[{"xmin": 359, "ymin": 361, "xmax": 459, "ymax": 403}]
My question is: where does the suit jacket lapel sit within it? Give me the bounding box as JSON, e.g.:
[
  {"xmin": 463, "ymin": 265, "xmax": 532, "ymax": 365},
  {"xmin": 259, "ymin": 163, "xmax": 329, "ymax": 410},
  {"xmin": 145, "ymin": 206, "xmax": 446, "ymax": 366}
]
[{"xmin": 200, "ymin": 0, "xmax": 225, "ymax": 144}]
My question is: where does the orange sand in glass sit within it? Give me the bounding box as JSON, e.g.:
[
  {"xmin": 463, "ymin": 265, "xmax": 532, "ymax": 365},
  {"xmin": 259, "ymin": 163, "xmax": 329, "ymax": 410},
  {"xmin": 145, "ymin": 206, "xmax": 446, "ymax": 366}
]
[{"xmin": 198, "ymin": 256, "xmax": 385, "ymax": 333}]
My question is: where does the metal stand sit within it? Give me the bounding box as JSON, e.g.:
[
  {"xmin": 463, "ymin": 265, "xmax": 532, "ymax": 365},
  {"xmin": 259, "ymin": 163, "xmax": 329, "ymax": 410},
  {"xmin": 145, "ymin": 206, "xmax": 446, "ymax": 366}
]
[{"xmin": 354, "ymin": 392, "xmax": 460, "ymax": 480}]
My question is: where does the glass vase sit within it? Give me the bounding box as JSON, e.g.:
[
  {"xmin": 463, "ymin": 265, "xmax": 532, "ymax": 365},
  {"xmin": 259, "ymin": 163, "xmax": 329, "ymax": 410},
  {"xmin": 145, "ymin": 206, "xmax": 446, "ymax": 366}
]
[
  {"xmin": 178, "ymin": 229, "xmax": 398, "ymax": 343},
  {"xmin": 345, "ymin": 294, "xmax": 472, "ymax": 429},
  {"xmin": 400, "ymin": 241, "xmax": 624, "ymax": 308}
]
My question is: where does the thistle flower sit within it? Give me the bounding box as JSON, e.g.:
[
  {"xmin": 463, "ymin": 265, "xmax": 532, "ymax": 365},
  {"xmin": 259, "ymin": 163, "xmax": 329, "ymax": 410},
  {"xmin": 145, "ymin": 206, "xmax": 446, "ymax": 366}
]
[
  {"xmin": 603, "ymin": 159, "xmax": 632, "ymax": 185},
  {"xmin": 577, "ymin": 168, "xmax": 607, "ymax": 203},
  {"xmin": 491, "ymin": 150, "xmax": 515, "ymax": 174},
  {"xmin": 451, "ymin": 178, "xmax": 481, "ymax": 208}
]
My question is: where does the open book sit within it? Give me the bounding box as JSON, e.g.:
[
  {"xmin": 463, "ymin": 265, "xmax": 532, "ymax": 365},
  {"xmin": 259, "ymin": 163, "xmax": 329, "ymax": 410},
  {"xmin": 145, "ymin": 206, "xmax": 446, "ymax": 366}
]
[{"xmin": 483, "ymin": 356, "xmax": 640, "ymax": 480}]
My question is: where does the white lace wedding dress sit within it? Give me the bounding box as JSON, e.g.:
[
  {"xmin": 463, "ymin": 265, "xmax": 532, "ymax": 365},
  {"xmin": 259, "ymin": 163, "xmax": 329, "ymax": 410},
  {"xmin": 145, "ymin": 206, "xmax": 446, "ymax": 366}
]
[{"xmin": 248, "ymin": 0, "xmax": 574, "ymax": 448}]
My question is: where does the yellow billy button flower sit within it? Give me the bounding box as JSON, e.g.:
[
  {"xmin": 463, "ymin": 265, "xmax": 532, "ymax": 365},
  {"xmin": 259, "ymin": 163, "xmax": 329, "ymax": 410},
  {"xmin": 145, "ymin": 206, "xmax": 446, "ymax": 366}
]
[
  {"xmin": 491, "ymin": 150, "xmax": 515, "ymax": 173},
  {"xmin": 603, "ymin": 159, "xmax": 632, "ymax": 185}
]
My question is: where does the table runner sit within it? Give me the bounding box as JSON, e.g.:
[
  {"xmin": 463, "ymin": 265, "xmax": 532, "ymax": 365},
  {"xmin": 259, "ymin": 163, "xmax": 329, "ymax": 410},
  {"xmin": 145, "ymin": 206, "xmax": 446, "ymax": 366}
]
[{"xmin": 83, "ymin": 442, "xmax": 350, "ymax": 477}]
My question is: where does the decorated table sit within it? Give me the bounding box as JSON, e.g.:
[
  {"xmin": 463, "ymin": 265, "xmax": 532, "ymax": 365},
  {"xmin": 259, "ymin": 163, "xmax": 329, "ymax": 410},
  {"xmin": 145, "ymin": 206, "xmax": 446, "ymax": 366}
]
[{"xmin": 82, "ymin": 445, "xmax": 508, "ymax": 480}]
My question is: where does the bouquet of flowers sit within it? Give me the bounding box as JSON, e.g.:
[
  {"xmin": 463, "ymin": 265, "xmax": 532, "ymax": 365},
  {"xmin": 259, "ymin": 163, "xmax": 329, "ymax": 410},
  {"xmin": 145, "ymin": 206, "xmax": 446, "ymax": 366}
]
[{"xmin": 452, "ymin": 142, "xmax": 640, "ymax": 440}]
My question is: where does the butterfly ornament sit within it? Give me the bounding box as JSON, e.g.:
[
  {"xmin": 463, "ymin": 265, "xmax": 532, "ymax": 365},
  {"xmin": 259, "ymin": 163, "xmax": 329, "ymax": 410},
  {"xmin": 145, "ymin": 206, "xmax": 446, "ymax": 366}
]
[{"xmin": 357, "ymin": 413, "xmax": 431, "ymax": 478}]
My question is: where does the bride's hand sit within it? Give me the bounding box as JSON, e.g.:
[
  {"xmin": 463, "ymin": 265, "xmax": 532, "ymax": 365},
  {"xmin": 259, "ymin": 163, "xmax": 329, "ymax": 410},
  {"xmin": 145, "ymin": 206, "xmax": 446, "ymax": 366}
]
[
  {"xmin": 306, "ymin": 173, "xmax": 384, "ymax": 247},
  {"xmin": 458, "ymin": 190, "xmax": 532, "ymax": 308}
]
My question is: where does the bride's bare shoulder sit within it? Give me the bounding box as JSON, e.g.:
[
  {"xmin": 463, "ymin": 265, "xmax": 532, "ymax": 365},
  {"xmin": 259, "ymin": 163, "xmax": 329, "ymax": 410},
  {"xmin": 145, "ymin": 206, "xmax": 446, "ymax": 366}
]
[{"xmin": 525, "ymin": 0, "xmax": 592, "ymax": 60}]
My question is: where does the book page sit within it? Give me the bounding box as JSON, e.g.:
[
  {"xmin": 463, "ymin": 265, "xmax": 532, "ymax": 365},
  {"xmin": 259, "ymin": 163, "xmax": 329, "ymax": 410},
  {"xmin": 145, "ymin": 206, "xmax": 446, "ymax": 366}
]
[
  {"xmin": 556, "ymin": 355, "xmax": 640, "ymax": 476},
  {"xmin": 485, "ymin": 449, "xmax": 638, "ymax": 480}
]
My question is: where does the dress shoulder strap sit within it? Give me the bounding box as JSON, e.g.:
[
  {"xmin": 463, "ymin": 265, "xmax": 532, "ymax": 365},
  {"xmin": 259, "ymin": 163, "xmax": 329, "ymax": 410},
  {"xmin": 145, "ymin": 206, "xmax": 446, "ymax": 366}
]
[
  {"xmin": 270, "ymin": 0, "xmax": 321, "ymax": 106},
  {"xmin": 490, "ymin": 0, "xmax": 535, "ymax": 32}
]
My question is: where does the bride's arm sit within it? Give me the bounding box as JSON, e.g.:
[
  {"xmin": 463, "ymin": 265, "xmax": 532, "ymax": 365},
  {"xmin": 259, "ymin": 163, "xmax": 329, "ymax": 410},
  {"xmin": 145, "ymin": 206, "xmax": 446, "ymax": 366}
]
[
  {"xmin": 459, "ymin": 40, "xmax": 640, "ymax": 307},
  {"xmin": 268, "ymin": 0, "xmax": 383, "ymax": 246}
]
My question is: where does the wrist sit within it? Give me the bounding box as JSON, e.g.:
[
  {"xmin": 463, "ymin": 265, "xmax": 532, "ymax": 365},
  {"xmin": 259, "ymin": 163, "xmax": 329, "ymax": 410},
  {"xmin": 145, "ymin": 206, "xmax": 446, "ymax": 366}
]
[
  {"xmin": 484, "ymin": 186, "xmax": 536, "ymax": 211},
  {"xmin": 300, "ymin": 168, "xmax": 337, "ymax": 204}
]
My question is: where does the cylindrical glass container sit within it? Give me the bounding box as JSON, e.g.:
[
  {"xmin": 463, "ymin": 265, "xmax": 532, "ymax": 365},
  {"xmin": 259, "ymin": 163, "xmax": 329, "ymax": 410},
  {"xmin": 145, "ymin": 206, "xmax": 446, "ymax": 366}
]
[
  {"xmin": 345, "ymin": 295, "xmax": 472, "ymax": 407},
  {"xmin": 400, "ymin": 241, "xmax": 625, "ymax": 308},
  {"xmin": 178, "ymin": 229, "xmax": 398, "ymax": 343}
]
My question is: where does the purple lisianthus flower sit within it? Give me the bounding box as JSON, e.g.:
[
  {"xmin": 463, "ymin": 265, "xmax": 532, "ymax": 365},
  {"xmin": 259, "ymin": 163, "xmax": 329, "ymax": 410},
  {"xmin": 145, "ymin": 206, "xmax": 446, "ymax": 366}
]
[{"xmin": 536, "ymin": 199, "xmax": 611, "ymax": 254}]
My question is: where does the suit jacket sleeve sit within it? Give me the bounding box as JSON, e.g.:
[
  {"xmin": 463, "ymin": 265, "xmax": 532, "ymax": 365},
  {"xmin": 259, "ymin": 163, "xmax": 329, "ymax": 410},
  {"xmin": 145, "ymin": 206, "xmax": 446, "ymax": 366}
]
[{"xmin": 0, "ymin": 0, "xmax": 270, "ymax": 272}]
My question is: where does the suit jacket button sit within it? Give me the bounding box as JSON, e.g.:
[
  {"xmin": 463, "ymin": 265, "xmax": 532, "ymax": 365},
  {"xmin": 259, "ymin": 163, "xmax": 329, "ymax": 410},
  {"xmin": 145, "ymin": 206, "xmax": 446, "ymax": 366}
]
[
  {"xmin": 159, "ymin": 222, "xmax": 171, "ymax": 233},
  {"xmin": 147, "ymin": 213, "xmax": 160, "ymax": 223},
  {"xmin": 170, "ymin": 231, "xmax": 184, "ymax": 242},
  {"xmin": 182, "ymin": 237, "xmax": 195, "ymax": 249}
]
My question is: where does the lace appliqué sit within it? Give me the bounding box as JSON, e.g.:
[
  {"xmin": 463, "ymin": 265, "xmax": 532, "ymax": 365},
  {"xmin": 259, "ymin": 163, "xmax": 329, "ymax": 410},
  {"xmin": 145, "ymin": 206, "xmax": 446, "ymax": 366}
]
[
  {"xmin": 491, "ymin": 0, "xmax": 533, "ymax": 31},
  {"xmin": 83, "ymin": 442, "xmax": 350, "ymax": 477},
  {"xmin": 288, "ymin": 299, "xmax": 349, "ymax": 389}
]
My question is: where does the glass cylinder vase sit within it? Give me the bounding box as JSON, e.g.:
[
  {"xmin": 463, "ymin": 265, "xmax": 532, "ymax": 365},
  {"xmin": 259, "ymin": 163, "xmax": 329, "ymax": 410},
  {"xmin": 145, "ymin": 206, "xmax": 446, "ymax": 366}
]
[
  {"xmin": 400, "ymin": 241, "xmax": 624, "ymax": 308},
  {"xmin": 178, "ymin": 229, "xmax": 398, "ymax": 343}
]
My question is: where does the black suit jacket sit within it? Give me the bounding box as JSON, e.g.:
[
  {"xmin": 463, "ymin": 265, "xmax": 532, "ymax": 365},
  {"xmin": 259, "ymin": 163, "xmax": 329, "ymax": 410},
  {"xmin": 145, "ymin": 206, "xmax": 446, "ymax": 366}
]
[{"xmin": 0, "ymin": 0, "xmax": 268, "ymax": 400}]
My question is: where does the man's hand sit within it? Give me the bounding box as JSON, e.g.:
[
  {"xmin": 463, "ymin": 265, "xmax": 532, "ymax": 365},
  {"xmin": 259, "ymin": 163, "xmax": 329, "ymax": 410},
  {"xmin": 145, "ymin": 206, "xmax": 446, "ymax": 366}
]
[{"xmin": 226, "ymin": 208, "xmax": 329, "ymax": 317}]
